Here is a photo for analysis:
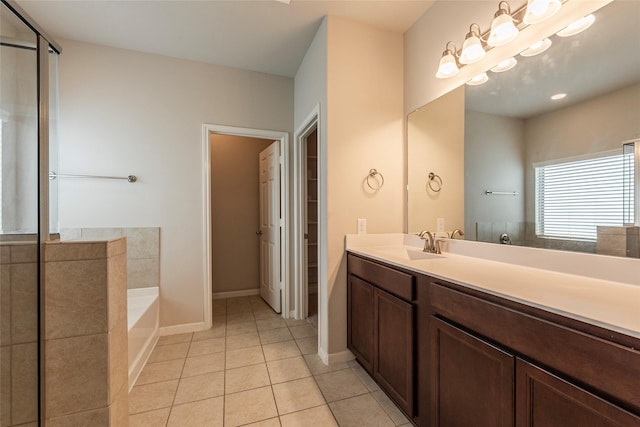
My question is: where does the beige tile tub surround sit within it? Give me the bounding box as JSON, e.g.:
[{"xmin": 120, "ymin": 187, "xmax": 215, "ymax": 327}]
[
  {"xmin": 597, "ymin": 226, "xmax": 640, "ymax": 258},
  {"xmin": 129, "ymin": 296, "xmax": 409, "ymax": 427},
  {"xmin": 1, "ymin": 242, "xmax": 39, "ymax": 427},
  {"xmin": 44, "ymin": 238, "xmax": 129, "ymax": 426},
  {"xmin": 60, "ymin": 227, "xmax": 160, "ymax": 289}
]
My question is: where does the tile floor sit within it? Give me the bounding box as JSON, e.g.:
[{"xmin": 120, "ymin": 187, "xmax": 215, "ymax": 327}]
[{"xmin": 129, "ymin": 295, "xmax": 411, "ymax": 427}]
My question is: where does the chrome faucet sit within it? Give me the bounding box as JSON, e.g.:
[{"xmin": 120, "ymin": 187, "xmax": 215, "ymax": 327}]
[
  {"xmin": 417, "ymin": 230, "xmax": 435, "ymax": 253},
  {"xmin": 450, "ymin": 229, "xmax": 464, "ymax": 239}
]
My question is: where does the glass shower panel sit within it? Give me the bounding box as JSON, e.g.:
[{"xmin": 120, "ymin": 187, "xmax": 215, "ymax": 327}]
[
  {"xmin": 49, "ymin": 50, "xmax": 60, "ymax": 234},
  {"xmin": 0, "ymin": 3, "xmax": 40, "ymax": 426}
]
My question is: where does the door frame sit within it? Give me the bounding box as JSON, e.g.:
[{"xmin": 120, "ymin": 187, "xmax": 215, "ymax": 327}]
[{"xmin": 202, "ymin": 124, "xmax": 290, "ymax": 328}]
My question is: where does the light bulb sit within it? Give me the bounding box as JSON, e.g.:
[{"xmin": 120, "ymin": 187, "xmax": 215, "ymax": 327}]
[
  {"xmin": 436, "ymin": 52, "xmax": 459, "ymax": 78},
  {"xmin": 488, "ymin": 8, "xmax": 519, "ymax": 47},
  {"xmin": 523, "ymin": 0, "xmax": 561, "ymax": 25},
  {"xmin": 467, "ymin": 73, "xmax": 489, "ymax": 86},
  {"xmin": 491, "ymin": 57, "xmax": 517, "ymax": 73},
  {"xmin": 520, "ymin": 38, "xmax": 552, "ymax": 57},
  {"xmin": 550, "ymin": 93, "xmax": 566, "ymax": 100},
  {"xmin": 460, "ymin": 26, "xmax": 485, "ymax": 65},
  {"xmin": 556, "ymin": 14, "xmax": 595, "ymax": 37}
]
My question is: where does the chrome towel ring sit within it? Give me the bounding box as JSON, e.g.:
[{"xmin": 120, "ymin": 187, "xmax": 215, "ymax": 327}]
[
  {"xmin": 428, "ymin": 172, "xmax": 442, "ymax": 192},
  {"xmin": 366, "ymin": 169, "xmax": 384, "ymax": 191}
]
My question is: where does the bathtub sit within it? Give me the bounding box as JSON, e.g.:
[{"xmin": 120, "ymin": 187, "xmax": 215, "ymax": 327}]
[{"xmin": 127, "ymin": 287, "xmax": 159, "ymax": 390}]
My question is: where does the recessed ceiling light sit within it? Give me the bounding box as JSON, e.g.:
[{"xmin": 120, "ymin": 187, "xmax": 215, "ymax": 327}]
[
  {"xmin": 467, "ymin": 73, "xmax": 489, "ymax": 86},
  {"xmin": 491, "ymin": 57, "xmax": 517, "ymax": 73},
  {"xmin": 556, "ymin": 14, "xmax": 595, "ymax": 37},
  {"xmin": 520, "ymin": 38, "xmax": 552, "ymax": 57},
  {"xmin": 550, "ymin": 93, "xmax": 567, "ymax": 100}
]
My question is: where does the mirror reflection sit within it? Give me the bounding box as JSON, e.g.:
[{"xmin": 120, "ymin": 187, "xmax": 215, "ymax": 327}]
[{"xmin": 407, "ymin": 0, "xmax": 640, "ymax": 257}]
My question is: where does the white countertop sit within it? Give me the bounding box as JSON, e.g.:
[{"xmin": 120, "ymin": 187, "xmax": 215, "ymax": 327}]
[{"xmin": 346, "ymin": 234, "xmax": 640, "ymax": 340}]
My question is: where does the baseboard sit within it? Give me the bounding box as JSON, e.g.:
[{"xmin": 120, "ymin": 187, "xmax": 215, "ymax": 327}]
[
  {"xmin": 317, "ymin": 347, "xmax": 355, "ymax": 366},
  {"xmin": 128, "ymin": 333, "xmax": 158, "ymax": 392},
  {"xmin": 212, "ymin": 289, "xmax": 260, "ymax": 299},
  {"xmin": 159, "ymin": 321, "xmax": 208, "ymax": 336}
]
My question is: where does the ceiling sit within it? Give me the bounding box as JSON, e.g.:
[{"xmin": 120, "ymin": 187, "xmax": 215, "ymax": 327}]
[
  {"xmin": 16, "ymin": 0, "xmax": 435, "ymax": 78},
  {"xmin": 465, "ymin": 0, "xmax": 640, "ymax": 119}
]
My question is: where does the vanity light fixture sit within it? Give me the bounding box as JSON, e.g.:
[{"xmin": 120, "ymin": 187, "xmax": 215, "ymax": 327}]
[
  {"xmin": 556, "ymin": 14, "xmax": 595, "ymax": 37},
  {"xmin": 436, "ymin": 41, "xmax": 460, "ymax": 78},
  {"xmin": 491, "ymin": 57, "xmax": 518, "ymax": 72},
  {"xmin": 520, "ymin": 38, "xmax": 552, "ymax": 56},
  {"xmin": 550, "ymin": 92, "xmax": 567, "ymax": 100},
  {"xmin": 488, "ymin": 2, "xmax": 519, "ymax": 47},
  {"xmin": 459, "ymin": 24, "xmax": 486, "ymax": 64},
  {"xmin": 523, "ymin": 0, "xmax": 561, "ymax": 25},
  {"xmin": 467, "ymin": 72, "xmax": 489, "ymax": 86}
]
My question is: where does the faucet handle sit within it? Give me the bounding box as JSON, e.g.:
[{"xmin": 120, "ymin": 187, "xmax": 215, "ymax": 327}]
[{"xmin": 434, "ymin": 239, "xmax": 446, "ymax": 254}]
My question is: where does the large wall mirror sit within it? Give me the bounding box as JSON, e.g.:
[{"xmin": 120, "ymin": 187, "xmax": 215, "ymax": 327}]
[{"xmin": 407, "ymin": 0, "xmax": 640, "ymax": 258}]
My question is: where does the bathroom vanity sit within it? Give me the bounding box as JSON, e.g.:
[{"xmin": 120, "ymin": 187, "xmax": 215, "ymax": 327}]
[{"xmin": 346, "ymin": 234, "xmax": 640, "ymax": 427}]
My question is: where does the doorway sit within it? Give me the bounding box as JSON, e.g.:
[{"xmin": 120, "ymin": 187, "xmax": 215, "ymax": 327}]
[
  {"xmin": 202, "ymin": 125, "xmax": 290, "ymax": 328},
  {"xmin": 305, "ymin": 128, "xmax": 319, "ymax": 326}
]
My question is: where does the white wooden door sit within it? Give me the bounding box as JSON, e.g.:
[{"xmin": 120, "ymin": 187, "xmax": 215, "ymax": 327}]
[{"xmin": 259, "ymin": 141, "xmax": 281, "ymax": 312}]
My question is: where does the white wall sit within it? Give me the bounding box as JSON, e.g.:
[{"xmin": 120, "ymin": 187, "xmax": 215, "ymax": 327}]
[
  {"xmin": 325, "ymin": 17, "xmax": 404, "ymax": 354},
  {"xmin": 58, "ymin": 39, "xmax": 293, "ymax": 328},
  {"xmin": 464, "ymin": 110, "xmax": 525, "ymax": 240}
]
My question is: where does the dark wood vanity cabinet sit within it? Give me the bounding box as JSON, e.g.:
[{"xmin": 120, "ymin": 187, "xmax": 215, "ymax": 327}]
[
  {"xmin": 347, "ymin": 252, "xmax": 640, "ymax": 427},
  {"xmin": 347, "ymin": 254, "xmax": 415, "ymax": 418}
]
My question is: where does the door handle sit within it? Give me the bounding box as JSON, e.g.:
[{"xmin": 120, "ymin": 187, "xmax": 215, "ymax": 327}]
[{"xmin": 256, "ymin": 230, "xmax": 263, "ymax": 236}]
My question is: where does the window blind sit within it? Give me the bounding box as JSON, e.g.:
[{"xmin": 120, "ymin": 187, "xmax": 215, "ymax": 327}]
[{"xmin": 535, "ymin": 152, "xmax": 633, "ymax": 241}]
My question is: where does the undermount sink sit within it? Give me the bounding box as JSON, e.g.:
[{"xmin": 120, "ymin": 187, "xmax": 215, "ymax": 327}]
[{"xmin": 374, "ymin": 247, "xmax": 444, "ymax": 261}]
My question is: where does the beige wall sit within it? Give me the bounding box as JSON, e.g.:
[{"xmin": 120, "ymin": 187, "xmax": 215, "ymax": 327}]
[
  {"xmin": 57, "ymin": 39, "xmax": 293, "ymax": 328},
  {"xmin": 210, "ymin": 135, "xmax": 272, "ymax": 294},
  {"xmin": 407, "ymin": 86, "xmax": 465, "ymax": 235},
  {"xmin": 325, "ymin": 17, "xmax": 404, "ymax": 354}
]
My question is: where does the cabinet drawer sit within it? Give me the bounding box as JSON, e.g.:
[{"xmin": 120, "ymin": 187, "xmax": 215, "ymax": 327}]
[{"xmin": 347, "ymin": 254, "xmax": 415, "ymax": 301}]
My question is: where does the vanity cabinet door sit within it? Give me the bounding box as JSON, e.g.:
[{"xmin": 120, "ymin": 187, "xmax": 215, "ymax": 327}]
[
  {"xmin": 374, "ymin": 288, "xmax": 414, "ymax": 416},
  {"xmin": 515, "ymin": 359, "xmax": 640, "ymax": 427},
  {"xmin": 347, "ymin": 275, "xmax": 375, "ymax": 372},
  {"xmin": 430, "ymin": 317, "xmax": 515, "ymax": 427}
]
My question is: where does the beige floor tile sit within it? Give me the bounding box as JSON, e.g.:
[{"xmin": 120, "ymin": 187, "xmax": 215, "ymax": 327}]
[
  {"xmin": 316, "ymin": 369, "xmax": 368, "ymax": 402},
  {"xmin": 263, "ymin": 341, "xmax": 300, "ymax": 362},
  {"xmin": 284, "ymin": 318, "xmax": 309, "ymax": 326},
  {"xmin": 136, "ymin": 358, "xmax": 185, "ymax": 386},
  {"xmin": 227, "ymin": 310, "xmax": 255, "ymax": 324},
  {"xmin": 226, "ymin": 346, "xmax": 265, "ymax": 369},
  {"xmin": 351, "ymin": 364, "xmax": 380, "ymax": 392},
  {"xmin": 167, "ymin": 396, "xmax": 223, "ymax": 427},
  {"xmin": 181, "ymin": 352, "xmax": 225, "ymax": 377},
  {"xmin": 280, "ymin": 405, "xmax": 338, "ymax": 427},
  {"xmin": 256, "ymin": 317, "xmax": 287, "ymax": 332},
  {"xmin": 372, "ymin": 390, "xmax": 410, "ymax": 425},
  {"xmin": 156, "ymin": 333, "xmax": 193, "ymax": 346},
  {"xmin": 129, "ymin": 379, "xmax": 179, "ymax": 414},
  {"xmin": 329, "ymin": 394, "xmax": 394, "ymax": 427},
  {"xmin": 295, "ymin": 337, "xmax": 317, "ymax": 355},
  {"xmin": 212, "ymin": 316, "xmax": 226, "ymax": 326},
  {"xmin": 129, "ymin": 407, "xmax": 171, "ymax": 427},
  {"xmin": 225, "ymin": 386, "xmax": 278, "ymax": 427},
  {"xmin": 253, "ymin": 309, "xmax": 281, "ymax": 321},
  {"xmin": 174, "ymin": 371, "xmax": 225, "ymax": 405},
  {"xmin": 267, "ymin": 356, "xmax": 311, "ymax": 384},
  {"xmin": 243, "ymin": 417, "xmax": 281, "ymax": 427},
  {"xmin": 288, "ymin": 324, "xmax": 317, "ymax": 339},
  {"xmin": 147, "ymin": 342, "xmax": 190, "ymax": 363},
  {"xmin": 192, "ymin": 325, "xmax": 225, "ymax": 341},
  {"xmin": 259, "ymin": 327, "xmax": 293, "ymax": 345},
  {"xmin": 187, "ymin": 337, "xmax": 225, "ymax": 357},
  {"xmin": 227, "ymin": 321, "xmax": 258, "ymax": 337},
  {"xmin": 225, "ymin": 363, "xmax": 271, "ymax": 394},
  {"xmin": 303, "ymin": 354, "xmax": 350, "ymax": 376},
  {"xmin": 226, "ymin": 331, "xmax": 261, "ymax": 350},
  {"xmin": 272, "ymin": 377, "xmax": 326, "ymax": 415}
]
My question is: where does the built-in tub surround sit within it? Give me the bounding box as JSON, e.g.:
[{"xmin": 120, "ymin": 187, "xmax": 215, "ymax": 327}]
[
  {"xmin": 60, "ymin": 227, "xmax": 160, "ymax": 289},
  {"xmin": 127, "ymin": 287, "xmax": 159, "ymax": 390},
  {"xmin": 44, "ymin": 238, "xmax": 129, "ymax": 426},
  {"xmin": 346, "ymin": 234, "xmax": 640, "ymax": 338},
  {"xmin": 1, "ymin": 241, "xmax": 39, "ymax": 426}
]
